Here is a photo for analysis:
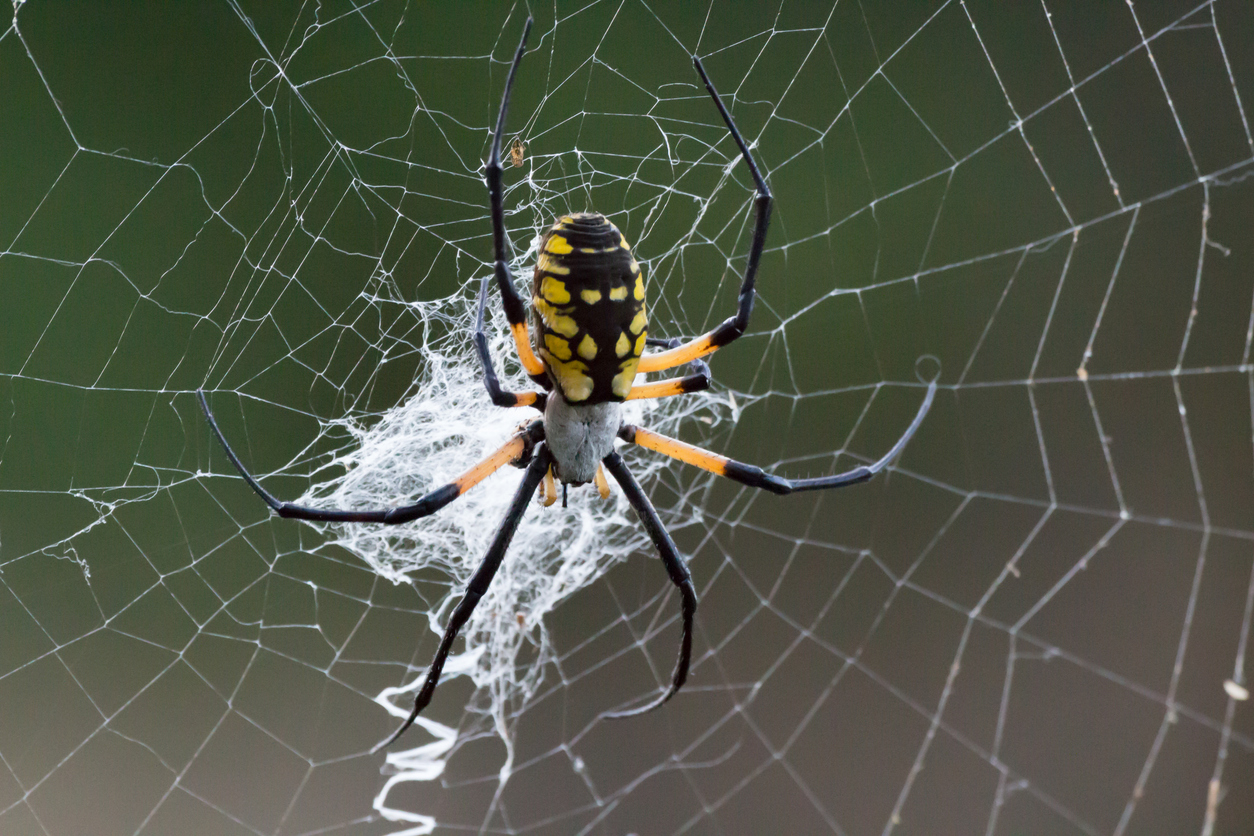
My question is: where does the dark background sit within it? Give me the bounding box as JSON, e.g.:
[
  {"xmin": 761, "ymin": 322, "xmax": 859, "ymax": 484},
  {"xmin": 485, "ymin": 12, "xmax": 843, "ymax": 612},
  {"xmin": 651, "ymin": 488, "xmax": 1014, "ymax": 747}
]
[{"xmin": 1, "ymin": 2, "xmax": 1252, "ymax": 834}]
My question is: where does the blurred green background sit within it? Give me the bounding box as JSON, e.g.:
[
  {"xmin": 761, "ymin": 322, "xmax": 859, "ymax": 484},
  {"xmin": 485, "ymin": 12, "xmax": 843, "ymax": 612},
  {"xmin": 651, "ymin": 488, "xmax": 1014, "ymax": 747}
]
[{"xmin": 1, "ymin": 2, "xmax": 1252, "ymax": 834}]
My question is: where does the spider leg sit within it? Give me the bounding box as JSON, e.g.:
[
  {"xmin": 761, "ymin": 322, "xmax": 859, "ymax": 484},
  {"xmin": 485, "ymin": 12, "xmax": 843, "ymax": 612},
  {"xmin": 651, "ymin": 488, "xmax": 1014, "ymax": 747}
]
[
  {"xmin": 626, "ymin": 337, "xmax": 712, "ymax": 402},
  {"xmin": 484, "ymin": 17, "xmax": 549, "ymax": 387},
  {"xmin": 624, "ymin": 376, "xmax": 707, "ymax": 401},
  {"xmin": 636, "ymin": 56, "xmax": 772, "ymax": 375},
  {"xmin": 375, "ymin": 444, "xmax": 553, "ymax": 750},
  {"xmin": 600, "ymin": 451, "xmax": 697, "ymax": 719},
  {"xmin": 619, "ymin": 377, "xmax": 937, "ymax": 493},
  {"xmin": 645, "ymin": 336, "xmax": 693, "ymax": 350},
  {"xmin": 625, "ymin": 374, "xmax": 709, "ymax": 401},
  {"xmin": 198, "ymin": 390, "xmax": 543, "ymax": 524},
  {"xmin": 474, "ymin": 272, "xmax": 548, "ymax": 410}
]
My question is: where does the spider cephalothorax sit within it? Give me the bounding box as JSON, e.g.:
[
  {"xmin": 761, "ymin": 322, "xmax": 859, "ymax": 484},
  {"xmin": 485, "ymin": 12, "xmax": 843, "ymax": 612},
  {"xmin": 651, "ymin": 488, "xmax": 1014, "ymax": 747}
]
[{"xmin": 198, "ymin": 17, "xmax": 936, "ymax": 751}]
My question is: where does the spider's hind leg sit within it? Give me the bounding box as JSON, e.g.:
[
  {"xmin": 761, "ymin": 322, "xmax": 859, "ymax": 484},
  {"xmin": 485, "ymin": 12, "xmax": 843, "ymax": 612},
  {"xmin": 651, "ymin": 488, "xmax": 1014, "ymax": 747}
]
[
  {"xmin": 375, "ymin": 443, "xmax": 553, "ymax": 750},
  {"xmin": 599, "ymin": 450, "xmax": 697, "ymax": 718}
]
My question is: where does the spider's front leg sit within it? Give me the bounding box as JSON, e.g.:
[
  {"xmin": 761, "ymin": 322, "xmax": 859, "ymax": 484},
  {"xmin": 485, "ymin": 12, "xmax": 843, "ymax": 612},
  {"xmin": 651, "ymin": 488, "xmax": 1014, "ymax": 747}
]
[
  {"xmin": 375, "ymin": 443, "xmax": 554, "ymax": 750},
  {"xmin": 478, "ymin": 16, "xmax": 551, "ymax": 402},
  {"xmin": 635, "ymin": 55, "xmax": 773, "ymax": 376}
]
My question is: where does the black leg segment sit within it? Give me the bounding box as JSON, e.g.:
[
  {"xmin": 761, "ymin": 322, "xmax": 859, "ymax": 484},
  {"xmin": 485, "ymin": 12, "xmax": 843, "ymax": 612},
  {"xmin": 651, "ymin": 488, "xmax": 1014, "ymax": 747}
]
[
  {"xmin": 691, "ymin": 55, "xmax": 773, "ymax": 348},
  {"xmin": 198, "ymin": 390, "xmax": 543, "ymax": 524},
  {"xmin": 375, "ymin": 444, "xmax": 553, "ymax": 750},
  {"xmin": 635, "ymin": 57, "xmax": 773, "ymax": 374},
  {"xmin": 620, "ymin": 376, "xmax": 937, "ymax": 494},
  {"xmin": 485, "ymin": 17, "xmax": 532, "ymax": 324},
  {"xmin": 474, "ymin": 272, "xmax": 549, "ymax": 410},
  {"xmin": 483, "ymin": 17, "xmax": 549, "ymax": 387},
  {"xmin": 600, "ymin": 451, "xmax": 698, "ymax": 718}
]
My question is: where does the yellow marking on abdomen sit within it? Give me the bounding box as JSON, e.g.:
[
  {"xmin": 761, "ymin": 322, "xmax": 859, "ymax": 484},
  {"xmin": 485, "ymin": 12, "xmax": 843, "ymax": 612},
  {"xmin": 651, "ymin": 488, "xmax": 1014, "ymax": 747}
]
[
  {"xmin": 633, "ymin": 273, "xmax": 645, "ymax": 301},
  {"xmin": 577, "ymin": 334, "xmax": 598, "ymax": 361},
  {"xmin": 609, "ymin": 286, "xmax": 628, "ymax": 302},
  {"xmin": 544, "ymin": 334, "xmax": 572, "ymax": 361},
  {"xmin": 611, "ymin": 357, "xmax": 641, "ymax": 399},
  {"xmin": 629, "ymin": 308, "xmax": 647, "ymax": 334},
  {"xmin": 634, "ymin": 332, "xmax": 646, "ymax": 355},
  {"xmin": 540, "ymin": 275, "xmax": 571, "ymax": 304},
  {"xmin": 537, "ymin": 254, "xmax": 570, "ymax": 275},
  {"xmin": 545, "ymin": 235, "xmax": 573, "ymax": 254},
  {"xmin": 615, "ymin": 332, "xmax": 631, "ymax": 358},
  {"xmin": 549, "ymin": 357, "xmax": 594, "ymax": 401},
  {"xmin": 534, "ymin": 297, "xmax": 579, "ymax": 338},
  {"xmin": 580, "ymin": 289, "xmax": 602, "ymax": 305}
]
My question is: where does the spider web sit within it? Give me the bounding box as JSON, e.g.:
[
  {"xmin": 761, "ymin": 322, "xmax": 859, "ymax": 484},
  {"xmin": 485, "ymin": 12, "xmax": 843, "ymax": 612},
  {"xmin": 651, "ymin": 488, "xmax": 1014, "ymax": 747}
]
[{"xmin": 1, "ymin": 1, "xmax": 1252, "ymax": 834}]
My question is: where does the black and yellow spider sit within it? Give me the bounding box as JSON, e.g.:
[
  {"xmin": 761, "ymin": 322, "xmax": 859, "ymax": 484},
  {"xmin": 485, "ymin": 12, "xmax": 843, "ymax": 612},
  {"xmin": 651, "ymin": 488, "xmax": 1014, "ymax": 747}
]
[{"xmin": 198, "ymin": 19, "xmax": 936, "ymax": 749}]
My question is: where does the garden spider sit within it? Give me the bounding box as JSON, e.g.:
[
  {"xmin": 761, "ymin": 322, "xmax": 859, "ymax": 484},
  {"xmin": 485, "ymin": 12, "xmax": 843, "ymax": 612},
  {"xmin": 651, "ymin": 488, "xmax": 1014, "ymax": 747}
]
[{"xmin": 198, "ymin": 18, "xmax": 937, "ymax": 750}]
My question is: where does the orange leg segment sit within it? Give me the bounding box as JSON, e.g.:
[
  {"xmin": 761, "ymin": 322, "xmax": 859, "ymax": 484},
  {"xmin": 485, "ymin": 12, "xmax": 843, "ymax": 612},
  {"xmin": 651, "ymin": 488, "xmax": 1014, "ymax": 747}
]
[
  {"xmin": 594, "ymin": 464, "xmax": 612, "ymax": 498},
  {"xmin": 510, "ymin": 322, "xmax": 547, "ymax": 377},
  {"xmin": 540, "ymin": 465, "xmax": 558, "ymax": 506},
  {"xmin": 636, "ymin": 332, "xmax": 720, "ymax": 373},
  {"xmin": 453, "ymin": 433, "xmax": 534, "ymax": 496},
  {"xmin": 624, "ymin": 373, "xmax": 710, "ymax": 401},
  {"xmin": 623, "ymin": 426, "xmax": 733, "ymax": 477},
  {"xmin": 509, "ymin": 390, "xmax": 542, "ymax": 408}
]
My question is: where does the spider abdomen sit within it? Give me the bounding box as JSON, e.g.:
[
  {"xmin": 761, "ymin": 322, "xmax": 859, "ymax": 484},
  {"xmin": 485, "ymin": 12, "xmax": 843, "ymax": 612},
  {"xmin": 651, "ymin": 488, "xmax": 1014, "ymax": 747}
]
[{"xmin": 532, "ymin": 213, "xmax": 647, "ymax": 404}]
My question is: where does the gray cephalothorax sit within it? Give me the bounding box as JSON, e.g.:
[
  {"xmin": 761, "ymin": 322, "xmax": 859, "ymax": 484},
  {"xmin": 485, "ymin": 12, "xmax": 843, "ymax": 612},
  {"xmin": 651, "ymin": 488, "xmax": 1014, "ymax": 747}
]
[{"xmin": 544, "ymin": 394, "xmax": 621, "ymax": 485}]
